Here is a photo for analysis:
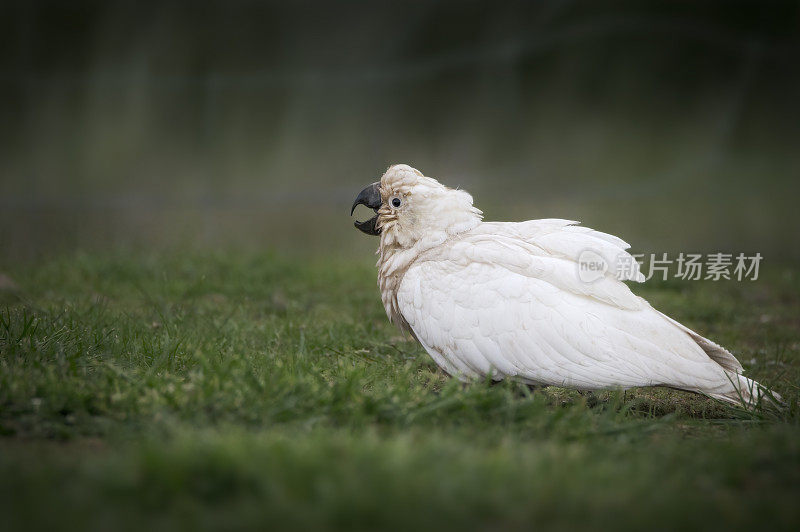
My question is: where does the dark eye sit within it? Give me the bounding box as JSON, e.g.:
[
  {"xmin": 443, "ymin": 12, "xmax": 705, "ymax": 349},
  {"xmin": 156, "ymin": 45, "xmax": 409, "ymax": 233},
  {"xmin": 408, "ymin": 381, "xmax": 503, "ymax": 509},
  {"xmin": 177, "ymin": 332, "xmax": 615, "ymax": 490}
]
[{"xmin": 391, "ymin": 197, "xmax": 401, "ymax": 208}]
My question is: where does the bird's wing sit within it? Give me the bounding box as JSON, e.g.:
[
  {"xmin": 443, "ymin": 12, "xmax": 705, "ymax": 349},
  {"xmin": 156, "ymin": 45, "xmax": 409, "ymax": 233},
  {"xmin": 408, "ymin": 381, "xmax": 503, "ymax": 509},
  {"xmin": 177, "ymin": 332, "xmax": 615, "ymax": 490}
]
[
  {"xmin": 471, "ymin": 219, "xmax": 646, "ymax": 282},
  {"xmin": 469, "ymin": 219, "xmax": 741, "ymax": 372},
  {"xmin": 396, "ymin": 231, "xmax": 737, "ymax": 393}
]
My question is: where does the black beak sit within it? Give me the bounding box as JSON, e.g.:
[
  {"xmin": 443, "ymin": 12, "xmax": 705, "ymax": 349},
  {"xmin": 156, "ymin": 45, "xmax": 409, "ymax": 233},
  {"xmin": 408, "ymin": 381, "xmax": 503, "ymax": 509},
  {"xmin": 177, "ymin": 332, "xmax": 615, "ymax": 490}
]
[{"xmin": 350, "ymin": 182, "xmax": 382, "ymax": 236}]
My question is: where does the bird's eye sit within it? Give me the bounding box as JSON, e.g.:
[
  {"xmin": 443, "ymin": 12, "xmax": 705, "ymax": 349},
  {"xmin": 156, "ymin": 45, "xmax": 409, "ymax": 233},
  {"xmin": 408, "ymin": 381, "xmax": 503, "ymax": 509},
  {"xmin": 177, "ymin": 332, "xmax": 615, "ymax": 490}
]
[{"xmin": 391, "ymin": 197, "xmax": 402, "ymax": 208}]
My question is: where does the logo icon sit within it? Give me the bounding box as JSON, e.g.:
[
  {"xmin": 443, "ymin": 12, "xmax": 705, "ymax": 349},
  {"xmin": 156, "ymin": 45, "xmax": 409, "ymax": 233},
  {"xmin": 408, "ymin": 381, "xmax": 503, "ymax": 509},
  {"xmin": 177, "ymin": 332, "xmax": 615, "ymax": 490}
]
[{"xmin": 577, "ymin": 249, "xmax": 608, "ymax": 283}]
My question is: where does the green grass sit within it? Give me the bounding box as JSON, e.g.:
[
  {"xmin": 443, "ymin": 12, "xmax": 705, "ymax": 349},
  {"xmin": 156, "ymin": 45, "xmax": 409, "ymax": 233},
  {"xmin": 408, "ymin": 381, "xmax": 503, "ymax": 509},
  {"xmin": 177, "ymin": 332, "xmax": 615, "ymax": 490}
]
[{"xmin": 1, "ymin": 250, "xmax": 799, "ymax": 531}]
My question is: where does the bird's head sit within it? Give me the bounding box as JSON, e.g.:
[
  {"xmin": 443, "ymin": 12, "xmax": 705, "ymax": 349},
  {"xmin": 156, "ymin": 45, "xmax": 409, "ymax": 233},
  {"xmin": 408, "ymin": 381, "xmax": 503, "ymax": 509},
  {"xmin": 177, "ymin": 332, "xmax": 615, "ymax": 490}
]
[{"xmin": 351, "ymin": 164, "xmax": 482, "ymax": 249}]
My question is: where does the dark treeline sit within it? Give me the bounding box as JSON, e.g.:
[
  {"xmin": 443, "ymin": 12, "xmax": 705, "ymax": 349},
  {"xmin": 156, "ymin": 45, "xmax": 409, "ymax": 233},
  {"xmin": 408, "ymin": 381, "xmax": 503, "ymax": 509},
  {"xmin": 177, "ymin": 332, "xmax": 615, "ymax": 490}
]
[{"xmin": 1, "ymin": 1, "xmax": 798, "ymax": 257}]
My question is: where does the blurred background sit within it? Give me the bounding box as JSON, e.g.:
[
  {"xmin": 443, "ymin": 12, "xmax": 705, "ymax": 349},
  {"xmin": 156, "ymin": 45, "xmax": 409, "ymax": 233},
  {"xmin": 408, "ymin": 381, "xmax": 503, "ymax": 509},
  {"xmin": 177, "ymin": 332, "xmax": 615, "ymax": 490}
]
[{"xmin": 1, "ymin": 0, "xmax": 798, "ymax": 262}]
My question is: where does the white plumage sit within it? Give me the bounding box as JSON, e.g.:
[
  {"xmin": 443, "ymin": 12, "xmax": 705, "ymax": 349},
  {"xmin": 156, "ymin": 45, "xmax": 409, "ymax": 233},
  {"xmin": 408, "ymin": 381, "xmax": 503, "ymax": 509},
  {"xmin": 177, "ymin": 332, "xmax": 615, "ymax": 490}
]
[{"xmin": 353, "ymin": 164, "xmax": 775, "ymax": 407}]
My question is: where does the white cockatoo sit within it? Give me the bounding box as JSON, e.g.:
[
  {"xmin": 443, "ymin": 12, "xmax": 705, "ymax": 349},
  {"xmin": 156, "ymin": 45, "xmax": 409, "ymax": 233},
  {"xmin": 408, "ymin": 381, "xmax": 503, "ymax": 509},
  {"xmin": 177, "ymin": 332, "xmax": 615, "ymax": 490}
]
[{"xmin": 351, "ymin": 164, "xmax": 775, "ymax": 407}]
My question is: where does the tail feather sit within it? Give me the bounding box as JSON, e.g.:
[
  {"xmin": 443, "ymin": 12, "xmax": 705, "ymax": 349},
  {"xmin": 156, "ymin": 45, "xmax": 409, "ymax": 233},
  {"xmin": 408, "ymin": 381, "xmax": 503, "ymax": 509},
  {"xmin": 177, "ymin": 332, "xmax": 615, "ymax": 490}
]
[
  {"xmin": 659, "ymin": 310, "xmax": 743, "ymax": 373},
  {"xmin": 660, "ymin": 311, "xmax": 780, "ymax": 409},
  {"xmin": 710, "ymin": 374, "xmax": 783, "ymax": 409}
]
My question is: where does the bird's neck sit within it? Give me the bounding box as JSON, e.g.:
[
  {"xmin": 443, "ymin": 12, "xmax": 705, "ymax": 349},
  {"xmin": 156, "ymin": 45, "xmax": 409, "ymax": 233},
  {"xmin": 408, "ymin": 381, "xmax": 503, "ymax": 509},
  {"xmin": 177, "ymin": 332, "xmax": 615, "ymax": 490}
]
[
  {"xmin": 376, "ymin": 219, "xmax": 480, "ymax": 327},
  {"xmin": 376, "ymin": 239, "xmax": 423, "ymax": 329}
]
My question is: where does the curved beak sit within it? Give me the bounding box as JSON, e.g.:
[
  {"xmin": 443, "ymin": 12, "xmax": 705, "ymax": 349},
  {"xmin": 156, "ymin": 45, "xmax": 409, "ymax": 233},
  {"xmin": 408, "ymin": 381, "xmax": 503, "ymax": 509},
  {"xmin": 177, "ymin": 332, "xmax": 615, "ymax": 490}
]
[{"xmin": 350, "ymin": 182, "xmax": 382, "ymax": 236}]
